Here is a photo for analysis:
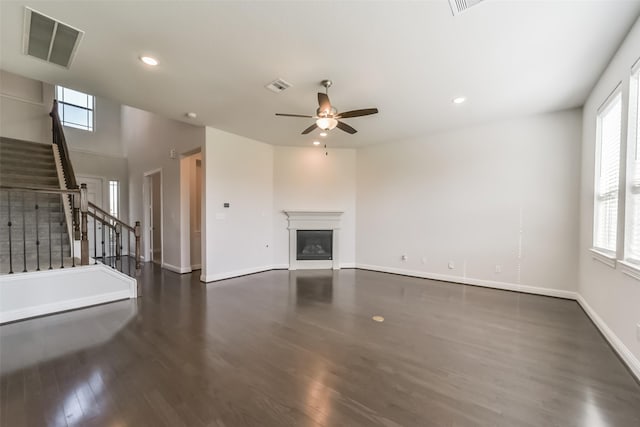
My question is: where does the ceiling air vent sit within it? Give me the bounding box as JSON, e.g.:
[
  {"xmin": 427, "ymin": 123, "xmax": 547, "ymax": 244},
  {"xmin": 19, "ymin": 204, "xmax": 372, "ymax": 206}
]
[
  {"xmin": 22, "ymin": 7, "xmax": 84, "ymax": 68},
  {"xmin": 265, "ymin": 78, "xmax": 292, "ymax": 93},
  {"xmin": 448, "ymin": 0, "xmax": 485, "ymax": 16}
]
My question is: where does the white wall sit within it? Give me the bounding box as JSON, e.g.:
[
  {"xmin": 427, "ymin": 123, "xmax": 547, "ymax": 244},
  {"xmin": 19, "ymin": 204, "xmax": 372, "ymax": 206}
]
[
  {"xmin": 273, "ymin": 146, "xmax": 357, "ymax": 268},
  {"xmin": 356, "ymin": 110, "xmax": 582, "ymax": 296},
  {"xmin": 0, "ymin": 70, "xmax": 52, "ymax": 144},
  {"xmin": 579, "ymin": 18, "xmax": 640, "ymax": 370},
  {"xmin": 0, "ymin": 69, "xmax": 124, "ymax": 157},
  {"xmin": 122, "ymin": 105, "xmax": 205, "ymax": 272},
  {"xmin": 202, "ymin": 127, "xmax": 273, "ymax": 281}
]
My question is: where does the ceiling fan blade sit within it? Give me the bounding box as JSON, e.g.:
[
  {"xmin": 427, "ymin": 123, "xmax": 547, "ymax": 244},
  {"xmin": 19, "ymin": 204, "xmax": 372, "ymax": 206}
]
[
  {"xmin": 318, "ymin": 92, "xmax": 331, "ymax": 114},
  {"xmin": 336, "ymin": 108, "xmax": 379, "ymax": 119},
  {"xmin": 276, "ymin": 113, "xmax": 313, "ymax": 118},
  {"xmin": 336, "ymin": 121, "xmax": 357, "ymax": 134},
  {"xmin": 301, "ymin": 123, "xmax": 318, "ymax": 134}
]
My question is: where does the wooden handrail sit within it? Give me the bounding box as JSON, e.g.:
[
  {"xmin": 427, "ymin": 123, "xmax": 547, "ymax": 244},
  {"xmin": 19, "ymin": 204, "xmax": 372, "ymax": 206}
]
[
  {"xmin": 50, "ymin": 100, "xmax": 78, "ymax": 190},
  {"xmin": 0, "ymin": 184, "xmax": 80, "ymax": 195},
  {"xmin": 88, "ymin": 202, "xmax": 135, "ymax": 232}
]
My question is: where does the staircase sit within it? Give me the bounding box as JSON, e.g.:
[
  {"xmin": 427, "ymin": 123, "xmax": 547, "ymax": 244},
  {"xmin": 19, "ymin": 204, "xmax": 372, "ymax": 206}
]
[{"xmin": 0, "ymin": 137, "xmax": 72, "ymax": 273}]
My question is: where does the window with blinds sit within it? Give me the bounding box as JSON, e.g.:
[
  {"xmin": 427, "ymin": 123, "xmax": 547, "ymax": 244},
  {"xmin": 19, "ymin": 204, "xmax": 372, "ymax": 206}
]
[
  {"xmin": 625, "ymin": 67, "xmax": 640, "ymax": 263},
  {"xmin": 593, "ymin": 89, "xmax": 622, "ymax": 253}
]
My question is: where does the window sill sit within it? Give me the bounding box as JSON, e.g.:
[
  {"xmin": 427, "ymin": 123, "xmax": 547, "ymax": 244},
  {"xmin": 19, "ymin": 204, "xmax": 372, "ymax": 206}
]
[
  {"xmin": 619, "ymin": 260, "xmax": 640, "ymax": 281},
  {"xmin": 589, "ymin": 248, "xmax": 617, "ymax": 268}
]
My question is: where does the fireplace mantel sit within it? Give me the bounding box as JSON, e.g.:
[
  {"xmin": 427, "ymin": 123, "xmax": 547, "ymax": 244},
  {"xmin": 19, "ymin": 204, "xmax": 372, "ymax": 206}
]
[{"xmin": 284, "ymin": 210, "xmax": 344, "ymax": 270}]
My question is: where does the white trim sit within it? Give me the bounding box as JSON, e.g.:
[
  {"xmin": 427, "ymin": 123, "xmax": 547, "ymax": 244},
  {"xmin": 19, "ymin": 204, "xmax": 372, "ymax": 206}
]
[
  {"xmin": 619, "ymin": 260, "xmax": 640, "ymax": 281},
  {"xmin": 201, "ymin": 265, "xmax": 276, "ymax": 283},
  {"xmin": 577, "ymin": 295, "xmax": 640, "ymax": 382},
  {"xmin": 143, "ymin": 169, "xmax": 163, "ymax": 266},
  {"xmin": 162, "ymin": 262, "xmax": 191, "ymax": 274},
  {"xmin": 355, "ymin": 264, "xmax": 578, "ymax": 300},
  {"xmin": 0, "ymin": 92, "xmax": 44, "ymax": 106},
  {"xmin": 191, "ymin": 264, "xmax": 202, "ymax": 270},
  {"xmin": 341, "ymin": 262, "xmax": 356, "ymax": 269},
  {"xmin": 590, "ymin": 248, "xmax": 617, "ymax": 268}
]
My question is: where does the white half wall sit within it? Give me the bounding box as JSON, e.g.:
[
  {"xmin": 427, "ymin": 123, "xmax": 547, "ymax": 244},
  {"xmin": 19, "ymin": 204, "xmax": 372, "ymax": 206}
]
[
  {"xmin": 273, "ymin": 146, "xmax": 356, "ymax": 268},
  {"xmin": 202, "ymin": 127, "xmax": 273, "ymax": 282},
  {"xmin": 356, "ymin": 109, "xmax": 582, "ymax": 293},
  {"xmin": 578, "ymin": 18, "xmax": 640, "ymax": 370},
  {"xmin": 0, "ymin": 265, "xmax": 137, "ymax": 324}
]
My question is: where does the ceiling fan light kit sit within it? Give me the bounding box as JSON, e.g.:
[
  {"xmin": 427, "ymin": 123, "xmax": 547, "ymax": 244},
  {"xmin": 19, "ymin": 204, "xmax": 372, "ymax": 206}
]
[{"xmin": 275, "ymin": 79, "xmax": 379, "ymax": 135}]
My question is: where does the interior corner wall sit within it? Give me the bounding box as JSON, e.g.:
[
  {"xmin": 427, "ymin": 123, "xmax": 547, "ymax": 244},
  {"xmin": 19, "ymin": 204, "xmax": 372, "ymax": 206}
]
[
  {"xmin": 579, "ymin": 18, "xmax": 640, "ymax": 366},
  {"xmin": 356, "ymin": 109, "xmax": 582, "ymax": 296},
  {"xmin": 122, "ymin": 105, "xmax": 205, "ymax": 271},
  {"xmin": 273, "ymin": 146, "xmax": 357, "ymax": 268},
  {"xmin": 0, "ymin": 69, "xmax": 125, "ymax": 158},
  {"xmin": 202, "ymin": 127, "xmax": 273, "ymax": 282}
]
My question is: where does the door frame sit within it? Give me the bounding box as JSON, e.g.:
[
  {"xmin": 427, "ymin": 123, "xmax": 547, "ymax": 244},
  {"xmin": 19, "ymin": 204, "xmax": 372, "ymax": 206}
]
[{"xmin": 143, "ymin": 168, "xmax": 163, "ymax": 265}]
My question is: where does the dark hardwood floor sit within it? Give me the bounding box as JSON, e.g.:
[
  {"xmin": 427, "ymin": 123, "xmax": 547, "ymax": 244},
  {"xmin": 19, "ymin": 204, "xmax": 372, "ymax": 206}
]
[{"xmin": 1, "ymin": 265, "xmax": 640, "ymax": 426}]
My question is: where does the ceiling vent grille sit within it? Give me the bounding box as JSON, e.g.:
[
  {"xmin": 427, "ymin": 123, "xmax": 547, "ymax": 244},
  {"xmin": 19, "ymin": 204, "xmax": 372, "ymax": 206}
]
[
  {"xmin": 448, "ymin": 0, "xmax": 485, "ymax": 16},
  {"xmin": 22, "ymin": 7, "xmax": 84, "ymax": 68},
  {"xmin": 265, "ymin": 78, "xmax": 292, "ymax": 93}
]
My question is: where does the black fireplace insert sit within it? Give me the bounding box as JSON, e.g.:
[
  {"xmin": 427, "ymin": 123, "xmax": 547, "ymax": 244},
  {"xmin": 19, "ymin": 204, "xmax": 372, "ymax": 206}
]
[{"xmin": 296, "ymin": 230, "xmax": 333, "ymax": 261}]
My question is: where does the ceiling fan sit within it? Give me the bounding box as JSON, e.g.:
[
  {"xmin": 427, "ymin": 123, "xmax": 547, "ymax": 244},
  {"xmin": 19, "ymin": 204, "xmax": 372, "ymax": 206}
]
[{"xmin": 275, "ymin": 80, "xmax": 378, "ymax": 135}]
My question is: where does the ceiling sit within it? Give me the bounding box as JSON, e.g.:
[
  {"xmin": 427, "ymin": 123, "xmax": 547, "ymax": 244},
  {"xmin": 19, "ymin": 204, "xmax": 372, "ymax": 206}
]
[{"xmin": 1, "ymin": 1, "xmax": 639, "ymax": 148}]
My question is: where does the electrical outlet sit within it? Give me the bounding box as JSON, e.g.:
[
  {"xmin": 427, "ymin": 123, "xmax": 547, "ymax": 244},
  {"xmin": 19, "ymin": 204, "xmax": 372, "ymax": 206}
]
[
  {"xmin": 401, "ymin": 254, "xmax": 408, "ymax": 261},
  {"xmin": 495, "ymin": 265, "xmax": 502, "ymax": 274},
  {"xmin": 448, "ymin": 261, "xmax": 455, "ymax": 269}
]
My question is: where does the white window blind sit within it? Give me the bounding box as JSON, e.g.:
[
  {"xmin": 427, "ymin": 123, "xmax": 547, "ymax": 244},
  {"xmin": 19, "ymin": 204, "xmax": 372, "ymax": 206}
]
[
  {"xmin": 626, "ymin": 67, "xmax": 640, "ymax": 262},
  {"xmin": 594, "ymin": 90, "xmax": 622, "ymax": 253}
]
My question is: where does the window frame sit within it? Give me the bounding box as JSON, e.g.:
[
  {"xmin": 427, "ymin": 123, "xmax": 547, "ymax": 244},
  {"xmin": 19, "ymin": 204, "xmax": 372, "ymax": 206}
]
[
  {"xmin": 593, "ymin": 85, "xmax": 623, "ymax": 256},
  {"xmin": 624, "ymin": 60, "xmax": 640, "ymax": 265},
  {"xmin": 55, "ymin": 85, "xmax": 95, "ymax": 132}
]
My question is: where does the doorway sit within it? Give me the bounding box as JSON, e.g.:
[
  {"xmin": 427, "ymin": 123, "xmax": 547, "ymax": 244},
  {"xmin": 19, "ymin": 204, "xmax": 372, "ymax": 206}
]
[
  {"xmin": 180, "ymin": 152, "xmax": 203, "ymax": 271},
  {"xmin": 143, "ymin": 170, "xmax": 163, "ymax": 265}
]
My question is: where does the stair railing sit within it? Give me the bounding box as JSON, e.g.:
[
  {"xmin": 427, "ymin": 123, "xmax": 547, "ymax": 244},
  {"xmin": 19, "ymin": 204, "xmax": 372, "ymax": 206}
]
[
  {"xmin": 0, "ymin": 185, "xmax": 83, "ymax": 273},
  {"xmin": 86, "ymin": 199, "xmax": 141, "ymax": 279},
  {"xmin": 50, "ymin": 100, "xmax": 77, "ymax": 191}
]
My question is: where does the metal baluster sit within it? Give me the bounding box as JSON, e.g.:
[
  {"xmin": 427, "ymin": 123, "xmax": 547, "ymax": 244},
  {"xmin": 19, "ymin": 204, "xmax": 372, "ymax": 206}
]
[
  {"xmin": 93, "ymin": 208, "xmax": 97, "ymax": 264},
  {"xmin": 59, "ymin": 196, "xmax": 64, "ymax": 268},
  {"xmin": 71, "ymin": 194, "xmax": 76, "ymax": 268},
  {"xmin": 127, "ymin": 231, "xmax": 131, "ymax": 276},
  {"xmin": 7, "ymin": 191, "xmax": 13, "ymax": 274},
  {"xmin": 48, "ymin": 197, "xmax": 52, "ymax": 270},
  {"xmin": 35, "ymin": 193, "xmax": 40, "ymax": 271},
  {"xmin": 101, "ymin": 216, "xmax": 106, "ymax": 264},
  {"xmin": 22, "ymin": 192, "xmax": 27, "ymax": 272}
]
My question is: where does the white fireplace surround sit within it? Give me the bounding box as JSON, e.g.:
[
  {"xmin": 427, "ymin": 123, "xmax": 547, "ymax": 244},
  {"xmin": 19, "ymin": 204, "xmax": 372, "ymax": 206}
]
[{"xmin": 284, "ymin": 211, "xmax": 344, "ymax": 270}]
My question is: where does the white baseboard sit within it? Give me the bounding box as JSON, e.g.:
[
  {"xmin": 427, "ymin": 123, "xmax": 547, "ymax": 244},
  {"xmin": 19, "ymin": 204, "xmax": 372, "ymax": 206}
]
[
  {"xmin": 201, "ymin": 265, "xmax": 278, "ymax": 283},
  {"xmin": 162, "ymin": 262, "xmax": 192, "ymax": 274},
  {"xmin": 191, "ymin": 264, "xmax": 202, "ymax": 270},
  {"xmin": 341, "ymin": 262, "xmax": 356, "ymax": 269},
  {"xmin": 355, "ymin": 264, "xmax": 577, "ymax": 300},
  {"xmin": 576, "ymin": 295, "xmax": 640, "ymax": 382}
]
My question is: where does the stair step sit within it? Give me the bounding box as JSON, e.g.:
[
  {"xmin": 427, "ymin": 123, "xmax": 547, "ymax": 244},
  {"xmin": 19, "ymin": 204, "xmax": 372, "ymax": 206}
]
[
  {"xmin": 0, "ymin": 141, "xmax": 53, "ymax": 151},
  {"xmin": 0, "ymin": 165, "xmax": 58, "ymax": 177},
  {"xmin": 0, "ymin": 137, "xmax": 52, "ymax": 149}
]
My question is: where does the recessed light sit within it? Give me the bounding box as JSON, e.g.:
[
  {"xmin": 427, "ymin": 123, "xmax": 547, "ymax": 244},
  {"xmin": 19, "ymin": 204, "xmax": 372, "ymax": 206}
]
[
  {"xmin": 372, "ymin": 315, "xmax": 385, "ymax": 322},
  {"xmin": 313, "ymin": 141, "xmax": 320, "ymax": 146},
  {"xmin": 319, "ymin": 132, "xmax": 328, "ymax": 137},
  {"xmin": 452, "ymin": 97, "xmax": 466, "ymax": 104},
  {"xmin": 140, "ymin": 56, "xmax": 159, "ymax": 66},
  {"xmin": 186, "ymin": 112, "xmax": 197, "ymax": 119}
]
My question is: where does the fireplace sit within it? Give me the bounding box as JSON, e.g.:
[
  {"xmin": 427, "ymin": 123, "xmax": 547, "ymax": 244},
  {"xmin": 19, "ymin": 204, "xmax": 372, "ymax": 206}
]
[
  {"xmin": 284, "ymin": 210, "xmax": 343, "ymax": 270},
  {"xmin": 297, "ymin": 230, "xmax": 333, "ymax": 260}
]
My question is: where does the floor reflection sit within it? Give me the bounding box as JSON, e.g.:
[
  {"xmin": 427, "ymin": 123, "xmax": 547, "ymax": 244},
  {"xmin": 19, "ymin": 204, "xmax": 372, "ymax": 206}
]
[
  {"xmin": 0, "ymin": 298, "xmax": 137, "ymax": 375},
  {"xmin": 294, "ymin": 271, "xmax": 334, "ymax": 305}
]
